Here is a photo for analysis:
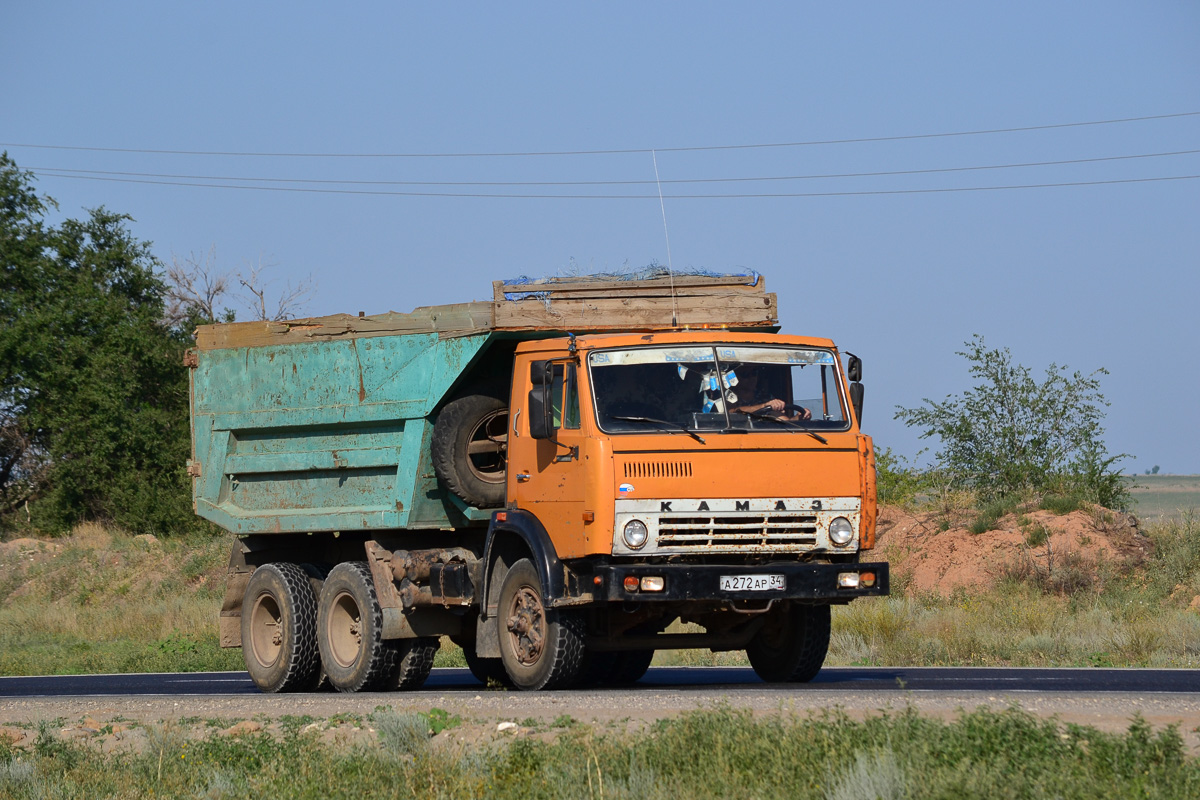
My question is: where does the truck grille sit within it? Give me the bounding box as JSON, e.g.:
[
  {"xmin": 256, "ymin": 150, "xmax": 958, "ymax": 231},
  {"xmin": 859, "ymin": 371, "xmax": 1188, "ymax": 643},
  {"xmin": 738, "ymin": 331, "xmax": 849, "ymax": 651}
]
[{"xmin": 657, "ymin": 512, "xmax": 818, "ymax": 550}]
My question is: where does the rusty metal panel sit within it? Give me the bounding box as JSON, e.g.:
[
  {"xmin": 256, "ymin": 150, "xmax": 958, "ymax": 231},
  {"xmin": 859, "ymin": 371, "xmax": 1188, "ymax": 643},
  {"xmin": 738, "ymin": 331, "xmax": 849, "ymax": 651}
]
[{"xmin": 191, "ymin": 331, "xmax": 493, "ymax": 534}]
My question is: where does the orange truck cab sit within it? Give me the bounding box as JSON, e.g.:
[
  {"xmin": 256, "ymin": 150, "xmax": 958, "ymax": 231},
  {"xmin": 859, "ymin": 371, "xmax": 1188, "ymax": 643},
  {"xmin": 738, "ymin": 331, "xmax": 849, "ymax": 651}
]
[{"xmin": 478, "ymin": 330, "xmax": 887, "ymax": 688}]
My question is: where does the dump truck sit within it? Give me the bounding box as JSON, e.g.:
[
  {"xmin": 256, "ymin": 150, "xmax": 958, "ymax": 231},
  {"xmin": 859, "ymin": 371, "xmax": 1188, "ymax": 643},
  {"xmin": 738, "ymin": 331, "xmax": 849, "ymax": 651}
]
[{"xmin": 187, "ymin": 272, "xmax": 888, "ymax": 692}]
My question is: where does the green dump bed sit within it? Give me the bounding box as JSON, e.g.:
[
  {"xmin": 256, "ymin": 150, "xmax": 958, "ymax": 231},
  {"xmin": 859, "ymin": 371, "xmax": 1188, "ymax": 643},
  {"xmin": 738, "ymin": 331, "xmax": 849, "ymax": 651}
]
[{"xmin": 188, "ymin": 274, "xmax": 777, "ymax": 536}]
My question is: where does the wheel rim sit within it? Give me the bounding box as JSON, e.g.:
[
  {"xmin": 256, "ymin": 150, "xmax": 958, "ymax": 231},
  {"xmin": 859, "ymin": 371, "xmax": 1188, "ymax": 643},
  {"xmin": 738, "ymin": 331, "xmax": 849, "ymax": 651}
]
[
  {"xmin": 327, "ymin": 590, "xmax": 364, "ymax": 668},
  {"xmin": 465, "ymin": 409, "xmax": 508, "ymax": 484},
  {"xmin": 505, "ymin": 584, "xmax": 546, "ymax": 666},
  {"xmin": 248, "ymin": 593, "xmax": 283, "ymax": 668}
]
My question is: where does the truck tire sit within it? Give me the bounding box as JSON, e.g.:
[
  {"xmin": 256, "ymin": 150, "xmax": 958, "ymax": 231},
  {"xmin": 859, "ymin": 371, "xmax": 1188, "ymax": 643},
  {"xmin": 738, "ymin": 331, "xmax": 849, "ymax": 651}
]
[
  {"xmin": 317, "ymin": 561, "xmax": 399, "ymax": 693},
  {"xmin": 462, "ymin": 645, "xmax": 510, "ymax": 687},
  {"xmin": 608, "ymin": 650, "xmax": 655, "ymax": 685},
  {"xmin": 498, "ymin": 558, "xmax": 585, "ymax": 690},
  {"xmin": 298, "ymin": 563, "xmax": 335, "ymax": 692},
  {"xmin": 746, "ymin": 602, "xmax": 831, "ymax": 683},
  {"xmin": 432, "ymin": 393, "xmax": 508, "ymax": 508},
  {"xmin": 386, "ymin": 637, "xmax": 439, "ymax": 690},
  {"xmin": 578, "ymin": 651, "xmax": 619, "ymax": 687},
  {"xmin": 241, "ymin": 563, "xmax": 322, "ymax": 693},
  {"xmin": 579, "ymin": 649, "xmax": 654, "ymax": 687}
]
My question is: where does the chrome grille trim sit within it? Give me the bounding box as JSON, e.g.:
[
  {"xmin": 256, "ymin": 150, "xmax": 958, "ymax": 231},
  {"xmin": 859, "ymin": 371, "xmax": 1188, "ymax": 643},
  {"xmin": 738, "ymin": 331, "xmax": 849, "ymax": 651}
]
[
  {"xmin": 611, "ymin": 496, "xmax": 861, "ymax": 555},
  {"xmin": 659, "ymin": 512, "xmax": 819, "ymax": 548}
]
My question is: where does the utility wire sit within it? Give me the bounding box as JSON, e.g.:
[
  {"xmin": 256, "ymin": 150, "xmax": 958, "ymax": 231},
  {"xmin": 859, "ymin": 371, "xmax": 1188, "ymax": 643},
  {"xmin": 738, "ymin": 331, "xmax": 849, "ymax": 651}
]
[
  {"xmin": 27, "ymin": 148, "xmax": 1200, "ymax": 188},
  {"xmin": 4, "ymin": 111, "xmax": 1198, "ymax": 159},
  {"xmin": 33, "ymin": 171, "xmax": 1200, "ymax": 198}
]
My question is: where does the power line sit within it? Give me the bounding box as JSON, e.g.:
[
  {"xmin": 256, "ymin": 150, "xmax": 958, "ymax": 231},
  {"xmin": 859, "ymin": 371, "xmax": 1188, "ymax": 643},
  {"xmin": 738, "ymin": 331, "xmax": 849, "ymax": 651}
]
[
  {"xmin": 27, "ymin": 148, "xmax": 1200, "ymax": 188},
  {"xmin": 4, "ymin": 111, "xmax": 1198, "ymax": 159},
  {"xmin": 33, "ymin": 171, "xmax": 1200, "ymax": 198}
]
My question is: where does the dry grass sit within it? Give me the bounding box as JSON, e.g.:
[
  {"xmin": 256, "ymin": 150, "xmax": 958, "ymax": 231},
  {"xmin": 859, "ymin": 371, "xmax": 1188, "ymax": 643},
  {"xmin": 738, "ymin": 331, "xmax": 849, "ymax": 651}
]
[
  {"xmin": 0, "ymin": 523, "xmax": 241, "ymax": 674},
  {"xmin": 825, "ymin": 512, "xmax": 1200, "ymax": 668}
]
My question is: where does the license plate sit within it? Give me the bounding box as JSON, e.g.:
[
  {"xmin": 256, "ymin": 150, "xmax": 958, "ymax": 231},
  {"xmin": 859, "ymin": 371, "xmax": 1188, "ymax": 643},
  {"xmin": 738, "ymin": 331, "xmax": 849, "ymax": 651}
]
[{"xmin": 719, "ymin": 574, "xmax": 785, "ymax": 592}]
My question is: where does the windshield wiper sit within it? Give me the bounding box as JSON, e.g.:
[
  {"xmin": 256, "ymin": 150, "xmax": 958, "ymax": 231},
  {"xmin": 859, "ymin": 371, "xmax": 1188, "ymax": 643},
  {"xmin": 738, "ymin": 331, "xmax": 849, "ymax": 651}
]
[
  {"xmin": 610, "ymin": 415, "xmax": 707, "ymax": 444},
  {"xmin": 743, "ymin": 411, "xmax": 828, "ymax": 444}
]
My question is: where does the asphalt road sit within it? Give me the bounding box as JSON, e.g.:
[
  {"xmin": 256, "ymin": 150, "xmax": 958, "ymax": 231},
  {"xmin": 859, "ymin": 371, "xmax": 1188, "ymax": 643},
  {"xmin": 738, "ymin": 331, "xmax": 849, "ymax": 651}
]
[{"xmin": 3, "ymin": 666, "xmax": 1199, "ymax": 698}]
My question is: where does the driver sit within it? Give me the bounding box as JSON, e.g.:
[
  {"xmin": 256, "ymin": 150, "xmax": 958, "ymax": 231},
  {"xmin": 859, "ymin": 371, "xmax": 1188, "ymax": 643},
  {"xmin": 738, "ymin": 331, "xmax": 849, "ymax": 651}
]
[{"xmin": 729, "ymin": 367, "xmax": 811, "ymax": 420}]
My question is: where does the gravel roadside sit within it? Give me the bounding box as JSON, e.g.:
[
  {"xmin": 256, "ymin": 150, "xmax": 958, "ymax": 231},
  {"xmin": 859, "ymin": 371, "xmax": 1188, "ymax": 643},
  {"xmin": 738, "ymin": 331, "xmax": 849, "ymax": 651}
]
[{"xmin": 4, "ymin": 688, "xmax": 1200, "ymax": 751}]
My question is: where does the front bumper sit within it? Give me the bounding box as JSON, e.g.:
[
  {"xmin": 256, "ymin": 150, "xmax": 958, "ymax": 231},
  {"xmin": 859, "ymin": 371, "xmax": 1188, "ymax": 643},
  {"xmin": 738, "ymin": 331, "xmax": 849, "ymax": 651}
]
[{"xmin": 592, "ymin": 561, "xmax": 889, "ymax": 603}]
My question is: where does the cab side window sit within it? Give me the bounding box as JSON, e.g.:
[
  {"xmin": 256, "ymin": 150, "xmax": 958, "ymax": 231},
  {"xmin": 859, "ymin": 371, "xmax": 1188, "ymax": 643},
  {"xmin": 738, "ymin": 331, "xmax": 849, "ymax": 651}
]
[
  {"xmin": 563, "ymin": 364, "xmax": 580, "ymax": 430},
  {"xmin": 549, "ymin": 363, "xmax": 581, "ymax": 431},
  {"xmin": 550, "ymin": 365, "xmax": 564, "ymax": 428}
]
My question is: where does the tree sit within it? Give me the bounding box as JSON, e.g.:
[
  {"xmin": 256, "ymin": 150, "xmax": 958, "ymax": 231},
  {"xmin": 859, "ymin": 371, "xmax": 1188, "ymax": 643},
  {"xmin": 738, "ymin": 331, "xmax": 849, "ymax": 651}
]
[
  {"xmin": 894, "ymin": 335, "xmax": 1129, "ymax": 509},
  {"xmin": 0, "ymin": 156, "xmax": 55, "ymax": 519},
  {"xmin": 0, "ymin": 153, "xmax": 200, "ymax": 534},
  {"xmin": 165, "ymin": 247, "xmax": 313, "ymax": 327},
  {"xmin": 163, "ymin": 245, "xmax": 233, "ymax": 328}
]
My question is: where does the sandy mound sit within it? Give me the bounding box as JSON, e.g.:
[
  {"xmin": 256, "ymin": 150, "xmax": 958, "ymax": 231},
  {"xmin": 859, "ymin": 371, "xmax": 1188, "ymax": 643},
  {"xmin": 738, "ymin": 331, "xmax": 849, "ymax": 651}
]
[
  {"xmin": 875, "ymin": 505, "xmax": 1151, "ymax": 597},
  {"xmin": 0, "ymin": 537, "xmax": 63, "ymax": 562}
]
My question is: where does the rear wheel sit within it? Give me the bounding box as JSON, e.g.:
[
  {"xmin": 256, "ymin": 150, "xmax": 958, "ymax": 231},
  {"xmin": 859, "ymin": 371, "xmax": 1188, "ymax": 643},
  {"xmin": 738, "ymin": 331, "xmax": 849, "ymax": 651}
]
[
  {"xmin": 299, "ymin": 563, "xmax": 333, "ymax": 691},
  {"xmin": 746, "ymin": 602, "xmax": 831, "ymax": 683},
  {"xmin": 498, "ymin": 559, "xmax": 584, "ymax": 690},
  {"xmin": 241, "ymin": 563, "xmax": 322, "ymax": 693},
  {"xmin": 317, "ymin": 562, "xmax": 399, "ymax": 692},
  {"xmin": 461, "ymin": 642, "xmax": 510, "ymax": 687},
  {"xmin": 386, "ymin": 637, "xmax": 439, "ymax": 690}
]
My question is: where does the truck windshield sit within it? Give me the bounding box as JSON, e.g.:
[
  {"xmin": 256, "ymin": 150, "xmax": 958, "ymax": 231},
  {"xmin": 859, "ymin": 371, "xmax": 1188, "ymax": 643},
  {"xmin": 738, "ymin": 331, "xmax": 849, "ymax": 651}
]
[{"xmin": 589, "ymin": 345, "xmax": 848, "ymax": 434}]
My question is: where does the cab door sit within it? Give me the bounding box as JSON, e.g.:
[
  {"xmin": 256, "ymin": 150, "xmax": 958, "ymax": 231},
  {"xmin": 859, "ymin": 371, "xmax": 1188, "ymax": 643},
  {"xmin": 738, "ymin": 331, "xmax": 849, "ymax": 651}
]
[{"xmin": 508, "ymin": 357, "xmax": 588, "ymax": 553}]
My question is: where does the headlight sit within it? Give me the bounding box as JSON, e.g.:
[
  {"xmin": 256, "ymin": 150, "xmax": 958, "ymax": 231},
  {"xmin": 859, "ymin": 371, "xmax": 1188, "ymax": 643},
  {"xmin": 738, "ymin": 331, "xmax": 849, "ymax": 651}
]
[
  {"xmin": 829, "ymin": 517, "xmax": 854, "ymax": 547},
  {"xmin": 622, "ymin": 519, "xmax": 649, "ymax": 549}
]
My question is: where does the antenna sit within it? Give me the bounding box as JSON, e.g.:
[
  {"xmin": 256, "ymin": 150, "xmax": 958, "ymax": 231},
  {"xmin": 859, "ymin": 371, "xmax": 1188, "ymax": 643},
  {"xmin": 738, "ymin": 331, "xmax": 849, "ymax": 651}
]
[{"xmin": 652, "ymin": 149, "xmax": 678, "ymax": 326}]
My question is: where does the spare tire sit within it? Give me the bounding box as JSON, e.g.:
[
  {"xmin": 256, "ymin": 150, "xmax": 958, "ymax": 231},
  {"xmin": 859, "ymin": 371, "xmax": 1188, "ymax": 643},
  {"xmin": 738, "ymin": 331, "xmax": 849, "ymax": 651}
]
[{"xmin": 432, "ymin": 392, "xmax": 508, "ymax": 508}]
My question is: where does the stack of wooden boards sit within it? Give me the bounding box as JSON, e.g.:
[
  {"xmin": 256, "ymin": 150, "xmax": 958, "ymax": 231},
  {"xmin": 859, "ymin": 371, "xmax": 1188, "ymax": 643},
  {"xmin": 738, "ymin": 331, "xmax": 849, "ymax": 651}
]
[{"xmin": 194, "ymin": 272, "xmax": 778, "ymax": 350}]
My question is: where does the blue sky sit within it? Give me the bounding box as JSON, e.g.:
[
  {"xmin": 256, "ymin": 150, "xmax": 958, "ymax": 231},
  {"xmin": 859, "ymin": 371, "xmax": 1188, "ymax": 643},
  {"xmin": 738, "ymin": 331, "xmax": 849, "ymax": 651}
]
[{"xmin": 3, "ymin": 2, "xmax": 1198, "ymax": 472}]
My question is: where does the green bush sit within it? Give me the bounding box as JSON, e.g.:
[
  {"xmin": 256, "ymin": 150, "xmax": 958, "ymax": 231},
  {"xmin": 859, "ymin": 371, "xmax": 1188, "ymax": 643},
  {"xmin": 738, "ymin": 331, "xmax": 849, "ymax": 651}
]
[
  {"xmin": 875, "ymin": 446, "xmax": 936, "ymax": 507},
  {"xmin": 968, "ymin": 495, "xmax": 1023, "ymax": 534},
  {"xmin": 1040, "ymin": 493, "xmax": 1088, "ymax": 515},
  {"xmin": 895, "ymin": 335, "xmax": 1129, "ymax": 510}
]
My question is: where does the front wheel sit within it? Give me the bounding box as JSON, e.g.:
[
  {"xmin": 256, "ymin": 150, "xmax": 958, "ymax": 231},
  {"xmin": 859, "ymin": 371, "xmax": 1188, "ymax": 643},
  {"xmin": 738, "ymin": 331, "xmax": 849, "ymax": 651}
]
[
  {"xmin": 580, "ymin": 650, "xmax": 654, "ymax": 687},
  {"xmin": 497, "ymin": 559, "xmax": 585, "ymax": 690},
  {"xmin": 609, "ymin": 650, "xmax": 655, "ymax": 686},
  {"xmin": 746, "ymin": 602, "xmax": 831, "ymax": 683}
]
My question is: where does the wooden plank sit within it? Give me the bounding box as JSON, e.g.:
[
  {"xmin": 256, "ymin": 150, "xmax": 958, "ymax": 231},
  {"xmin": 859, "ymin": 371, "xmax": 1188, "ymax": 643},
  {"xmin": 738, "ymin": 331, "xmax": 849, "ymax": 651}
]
[
  {"xmin": 497, "ymin": 274, "xmax": 763, "ymax": 297},
  {"xmin": 196, "ymin": 302, "xmax": 494, "ymax": 350},
  {"xmin": 494, "ymin": 293, "xmax": 777, "ymax": 330}
]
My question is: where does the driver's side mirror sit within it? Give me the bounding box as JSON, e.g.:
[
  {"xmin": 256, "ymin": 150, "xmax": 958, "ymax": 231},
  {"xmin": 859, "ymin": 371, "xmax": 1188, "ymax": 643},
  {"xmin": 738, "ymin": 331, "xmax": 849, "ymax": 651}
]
[
  {"xmin": 845, "ymin": 353, "xmax": 864, "ymax": 423},
  {"xmin": 846, "ymin": 353, "xmax": 862, "ymax": 382},
  {"xmin": 528, "ymin": 360, "xmax": 552, "ymax": 440}
]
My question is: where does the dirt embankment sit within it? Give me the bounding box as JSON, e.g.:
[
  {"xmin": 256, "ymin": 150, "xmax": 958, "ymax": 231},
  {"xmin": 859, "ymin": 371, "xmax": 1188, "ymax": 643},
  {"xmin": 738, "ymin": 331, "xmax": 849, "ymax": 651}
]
[{"xmin": 875, "ymin": 505, "xmax": 1152, "ymax": 597}]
